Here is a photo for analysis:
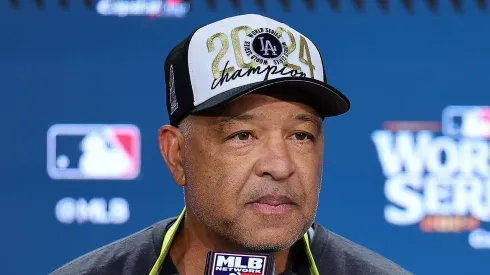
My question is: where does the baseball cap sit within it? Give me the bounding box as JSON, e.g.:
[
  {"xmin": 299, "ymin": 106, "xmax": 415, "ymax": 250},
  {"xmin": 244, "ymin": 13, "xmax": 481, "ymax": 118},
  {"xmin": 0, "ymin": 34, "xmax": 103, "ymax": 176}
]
[{"xmin": 164, "ymin": 14, "xmax": 350, "ymax": 127}]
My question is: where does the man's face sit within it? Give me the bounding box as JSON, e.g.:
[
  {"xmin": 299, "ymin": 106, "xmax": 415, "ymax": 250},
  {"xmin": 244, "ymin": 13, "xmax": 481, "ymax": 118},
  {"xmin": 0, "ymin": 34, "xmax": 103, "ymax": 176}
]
[{"xmin": 181, "ymin": 88, "xmax": 324, "ymax": 251}]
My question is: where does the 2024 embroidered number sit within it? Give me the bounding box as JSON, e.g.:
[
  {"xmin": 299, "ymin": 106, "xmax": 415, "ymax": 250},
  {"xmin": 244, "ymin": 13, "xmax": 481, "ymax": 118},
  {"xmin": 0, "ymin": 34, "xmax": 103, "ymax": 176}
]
[{"xmin": 206, "ymin": 26, "xmax": 316, "ymax": 79}]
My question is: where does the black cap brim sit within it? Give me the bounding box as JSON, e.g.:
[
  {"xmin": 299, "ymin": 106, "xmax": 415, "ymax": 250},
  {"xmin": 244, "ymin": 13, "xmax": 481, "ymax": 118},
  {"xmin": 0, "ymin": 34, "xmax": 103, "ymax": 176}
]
[{"xmin": 191, "ymin": 77, "xmax": 350, "ymax": 117}]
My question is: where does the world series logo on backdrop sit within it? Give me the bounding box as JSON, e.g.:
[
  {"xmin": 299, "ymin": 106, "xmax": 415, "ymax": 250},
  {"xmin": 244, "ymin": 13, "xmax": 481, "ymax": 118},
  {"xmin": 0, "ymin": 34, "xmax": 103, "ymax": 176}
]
[{"xmin": 371, "ymin": 105, "xmax": 490, "ymax": 250}]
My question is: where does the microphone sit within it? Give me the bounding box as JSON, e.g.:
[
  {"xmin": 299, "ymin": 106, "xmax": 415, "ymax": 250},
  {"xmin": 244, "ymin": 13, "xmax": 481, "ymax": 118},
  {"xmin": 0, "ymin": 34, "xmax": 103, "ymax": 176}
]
[{"xmin": 204, "ymin": 250, "xmax": 275, "ymax": 275}]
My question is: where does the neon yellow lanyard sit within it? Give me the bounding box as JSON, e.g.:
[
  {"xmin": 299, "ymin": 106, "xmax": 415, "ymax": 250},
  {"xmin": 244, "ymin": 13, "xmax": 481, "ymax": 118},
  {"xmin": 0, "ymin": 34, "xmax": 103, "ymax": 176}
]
[{"xmin": 149, "ymin": 207, "xmax": 319, "ymax": 275}]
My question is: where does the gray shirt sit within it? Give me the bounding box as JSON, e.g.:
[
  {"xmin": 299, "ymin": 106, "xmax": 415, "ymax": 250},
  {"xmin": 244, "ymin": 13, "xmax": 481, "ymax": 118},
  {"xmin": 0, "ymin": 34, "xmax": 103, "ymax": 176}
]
[{"xmin": 50, "ymin": 216, "xmax": 413, "ymax": 275}]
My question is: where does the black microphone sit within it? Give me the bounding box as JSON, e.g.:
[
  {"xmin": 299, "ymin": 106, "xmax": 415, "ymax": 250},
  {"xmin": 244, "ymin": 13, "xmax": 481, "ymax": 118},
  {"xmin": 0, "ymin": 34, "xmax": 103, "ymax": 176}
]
[{"xmin": 204, "ymin": 250, "xmax": 275, "ymax": 275}]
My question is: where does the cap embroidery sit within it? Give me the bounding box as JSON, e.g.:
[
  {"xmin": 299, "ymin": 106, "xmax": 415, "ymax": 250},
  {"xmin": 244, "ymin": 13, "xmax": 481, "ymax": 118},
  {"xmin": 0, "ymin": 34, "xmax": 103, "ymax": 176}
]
[{"xmin": 169, "ymin": 65, "xmax": 178, "ymax": 115}]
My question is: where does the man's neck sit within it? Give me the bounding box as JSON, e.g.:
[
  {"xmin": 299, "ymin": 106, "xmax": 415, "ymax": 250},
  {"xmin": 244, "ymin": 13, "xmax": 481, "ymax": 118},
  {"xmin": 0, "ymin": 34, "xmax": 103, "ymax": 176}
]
[{"xmin": 169, "ymin": 214, "xmax": 293, "ymax": 275}]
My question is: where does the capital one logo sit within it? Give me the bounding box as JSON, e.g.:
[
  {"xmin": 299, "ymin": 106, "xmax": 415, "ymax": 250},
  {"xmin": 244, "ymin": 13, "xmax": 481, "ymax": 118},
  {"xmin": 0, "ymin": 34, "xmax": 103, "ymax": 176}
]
[{"xmin": 212, "ymin": 253, "xmax": 267, "ymax": 275}]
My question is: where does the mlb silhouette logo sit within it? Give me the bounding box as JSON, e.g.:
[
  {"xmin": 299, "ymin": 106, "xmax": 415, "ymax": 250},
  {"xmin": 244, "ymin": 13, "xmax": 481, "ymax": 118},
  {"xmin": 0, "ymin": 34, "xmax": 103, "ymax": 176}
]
[
  {"xmin": 442, "ymin": 106, "xmax": 490, "ymax": 139},
  {"xmin": 47, "ymin": 124, "xmax": 141, "ymax": 180}
]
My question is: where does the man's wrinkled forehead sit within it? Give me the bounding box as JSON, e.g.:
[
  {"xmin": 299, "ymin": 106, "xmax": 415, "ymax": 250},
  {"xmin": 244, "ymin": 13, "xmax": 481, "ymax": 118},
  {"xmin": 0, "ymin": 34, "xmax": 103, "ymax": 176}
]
[
  {"xmin": 215, "ymin": 112, "xmax": 323, "ymax": 133},
  {"xmin": 195, "ymin": 91, "xmax": 324, "ymax": 130}
]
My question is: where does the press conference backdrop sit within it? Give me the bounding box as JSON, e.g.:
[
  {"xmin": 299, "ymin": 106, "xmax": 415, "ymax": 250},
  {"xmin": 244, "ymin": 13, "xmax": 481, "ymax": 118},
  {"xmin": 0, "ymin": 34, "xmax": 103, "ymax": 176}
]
[{"xmin": 1, "ymin": 1, "xmax": 489, "ymax": 274}]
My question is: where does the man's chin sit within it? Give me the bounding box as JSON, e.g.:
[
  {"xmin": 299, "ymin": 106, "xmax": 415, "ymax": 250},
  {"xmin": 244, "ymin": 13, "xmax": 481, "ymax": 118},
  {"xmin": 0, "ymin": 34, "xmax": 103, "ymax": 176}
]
[
  {"xmin": 240, "ymin": 241, "xmax": 292, "ymax": 253},
  {"xmin": 237, "ymin": 229, "xmax": 303, "ymax": 252}
]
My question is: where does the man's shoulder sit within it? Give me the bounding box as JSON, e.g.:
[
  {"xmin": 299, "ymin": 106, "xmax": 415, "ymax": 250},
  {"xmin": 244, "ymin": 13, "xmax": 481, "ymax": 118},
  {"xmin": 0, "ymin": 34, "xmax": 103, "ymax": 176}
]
[
  {"xmin": 49, "ymin": 217, "xmax": 176, "ymax": 275},
  {"xmin": 310, "ymin": 223, "xmax": 413, "ymax": 275}
]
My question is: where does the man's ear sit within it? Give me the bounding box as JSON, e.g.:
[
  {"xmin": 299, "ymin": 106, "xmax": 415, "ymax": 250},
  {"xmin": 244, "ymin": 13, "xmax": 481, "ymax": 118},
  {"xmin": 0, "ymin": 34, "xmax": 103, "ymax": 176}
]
[{"xmin": 158, "ymin": 125, "xmax": 186, "ymax": 187}]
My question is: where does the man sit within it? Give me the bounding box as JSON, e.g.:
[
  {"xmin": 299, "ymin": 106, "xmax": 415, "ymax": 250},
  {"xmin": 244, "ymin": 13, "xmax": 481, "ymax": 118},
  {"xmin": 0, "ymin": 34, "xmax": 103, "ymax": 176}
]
[{"xmin": 51, "ymin": 14, "xmax": 412, "ymax": 275}]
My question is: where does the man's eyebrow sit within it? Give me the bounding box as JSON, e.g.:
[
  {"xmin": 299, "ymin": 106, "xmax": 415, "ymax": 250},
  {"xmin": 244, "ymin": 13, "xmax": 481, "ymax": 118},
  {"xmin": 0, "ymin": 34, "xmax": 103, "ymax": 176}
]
[
  {"xmin": 295, "ymin": 114, "xmax": 323, "ymax": 131},
  {"xmin": 215, "ymin": 113, "xmax": 322, "ymax": 130},
  {"xmin": 217, "ymin": 114, "xmax": 257, "ymax": 124}
]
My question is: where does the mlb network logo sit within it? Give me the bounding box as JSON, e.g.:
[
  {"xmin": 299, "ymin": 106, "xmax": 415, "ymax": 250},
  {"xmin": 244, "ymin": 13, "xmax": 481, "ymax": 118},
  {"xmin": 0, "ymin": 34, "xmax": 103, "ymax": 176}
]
[
  {"xmin": 47, "ymin": 124, "xmax": 141, "ymax": 180},
  {"xmin": 211, "ymin": 253, "xmax": 268, "ymax": 275}
]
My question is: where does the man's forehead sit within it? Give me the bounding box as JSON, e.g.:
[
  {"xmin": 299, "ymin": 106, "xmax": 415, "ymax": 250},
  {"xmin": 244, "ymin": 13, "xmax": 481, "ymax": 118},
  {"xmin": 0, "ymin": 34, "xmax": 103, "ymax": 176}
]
[
  {"xmin": 213, "ymin": 111, "xmax": 323, "ymax": 133},
  {"xmin": 216, "ymin": 95, "xmax": 320, "ymax": 116},
  {"xmin": 216, "ymin": 112, "xmax": 320, "ymax": 123}
]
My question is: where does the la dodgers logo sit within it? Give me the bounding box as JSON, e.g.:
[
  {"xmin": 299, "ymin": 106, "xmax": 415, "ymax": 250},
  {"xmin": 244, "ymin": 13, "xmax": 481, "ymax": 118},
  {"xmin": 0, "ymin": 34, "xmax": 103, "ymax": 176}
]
[{"xmin": 244, "ymin": 28, "xmax": 289, "ymax": 66}]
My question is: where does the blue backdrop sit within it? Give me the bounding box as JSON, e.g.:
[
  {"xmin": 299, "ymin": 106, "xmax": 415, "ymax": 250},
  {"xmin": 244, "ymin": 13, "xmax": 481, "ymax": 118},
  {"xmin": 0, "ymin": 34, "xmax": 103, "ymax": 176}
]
[{"xmin": 1, "ymin": 1, "xmax": 489, "ymax": 274}]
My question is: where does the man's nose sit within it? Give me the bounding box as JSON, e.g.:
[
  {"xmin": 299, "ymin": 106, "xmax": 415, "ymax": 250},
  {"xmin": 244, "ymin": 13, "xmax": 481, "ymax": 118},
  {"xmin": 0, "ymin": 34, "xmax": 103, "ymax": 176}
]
[{"xmin": 254, "ymin": 134, "xmax": 296, "ymax": 181}]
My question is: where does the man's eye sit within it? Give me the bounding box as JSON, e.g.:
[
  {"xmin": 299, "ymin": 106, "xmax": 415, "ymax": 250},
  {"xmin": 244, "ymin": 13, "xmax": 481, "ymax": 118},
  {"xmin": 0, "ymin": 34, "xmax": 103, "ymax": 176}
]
[
  {"xmin": 231, "ymin": 132, "xmax": 253, "ymax": 141},
  {"xmin": 292, "ymin": 132, "xmax": 313, "ymax": 141}
]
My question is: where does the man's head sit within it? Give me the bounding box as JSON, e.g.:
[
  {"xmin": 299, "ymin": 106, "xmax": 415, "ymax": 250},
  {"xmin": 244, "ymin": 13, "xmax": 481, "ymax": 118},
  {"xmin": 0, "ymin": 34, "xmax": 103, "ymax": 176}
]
[
  {"xmin": 160, "ymin": 86, "xmax": 324, "ymax": 251},
  {"xmin": 159, "ymin": 14, "xmax": 350, "ymax": 252}
]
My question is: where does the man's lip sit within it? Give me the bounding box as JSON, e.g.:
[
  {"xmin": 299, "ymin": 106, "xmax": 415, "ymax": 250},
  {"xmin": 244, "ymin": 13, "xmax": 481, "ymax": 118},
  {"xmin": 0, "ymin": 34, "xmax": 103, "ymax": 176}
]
[{"xmin": 249, "ymin": 195, "xmax": 294, "ymax": 206}]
